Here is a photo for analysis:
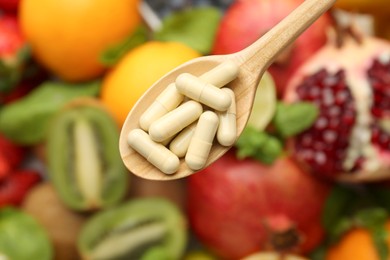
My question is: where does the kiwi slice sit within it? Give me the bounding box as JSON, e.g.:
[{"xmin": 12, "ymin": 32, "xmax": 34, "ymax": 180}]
[
  {"xmin": 22, "ymin": 183, "xmax": 88, "ymax": 260},
  {"xmin": 0, "ymin": 207, "xmax": 53, "ymax": 260},
  {"xmin": 78, "ymin": 197, "xmax": 187, "ymax": 260},
  {"xmin": 46, "ymin": 98, "xmax": 128, "ymax": 211}
]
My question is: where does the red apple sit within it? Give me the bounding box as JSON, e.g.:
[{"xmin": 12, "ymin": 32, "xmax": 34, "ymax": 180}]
[
  {"xmin": 212, "ymin": 0, "xmax": 332, "ymax": 97},
  {"xmin": 187, "ymin": 150, "xmax": 331, "ymax": 259}
]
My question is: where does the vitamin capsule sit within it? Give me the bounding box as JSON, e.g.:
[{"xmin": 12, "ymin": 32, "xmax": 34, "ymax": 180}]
[
  {"xmin": 149, "ymin": 100, "xmax": 203, "ymax": 142},
  {"xmin": 169, "ymin": 122, "xmax": 197, "ymax": 158},
  {"xmin": 127, "ymin": 129, "xmax": 179, "ymax": 174},
  {"xmin": 217, "ymin": 88, "xmax": 237, "ymax": 146},
  {"xmin": 160, "ymin": 134, "xmax": 176, "ymax": 147},
  {"xmin": 139, "ymin": 83, "xmax": 184, "ymax": 131},
  {"xmin": 176, "ymin": 73, "xmax": 232, "ymax": 111},
  {"xmin": 185, "ymin": 111, "xmax": 219, "ymax": 170},
  {"xmin": 199, "ymin": 61, "xmax": 240, "ymax": 88}
]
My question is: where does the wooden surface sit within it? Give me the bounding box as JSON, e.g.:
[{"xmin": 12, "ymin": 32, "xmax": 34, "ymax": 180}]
[{"xmin": 119, "ymin": 0, "xmax": 336, "ymax": 180}]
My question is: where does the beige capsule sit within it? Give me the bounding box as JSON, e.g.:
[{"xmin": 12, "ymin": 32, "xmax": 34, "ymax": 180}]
[
  {"xmin": 199, "ymin": 60, "xmax": 240, "ymax": 88},
  {"xmin": 185, "ymin": 111, "xmax": 219, "ymax": 171},
  {"xmin": 127, "ymin": 129, "xmax": 179, "ymax": 174},
  {"xmin": 159, "ymin": 134, "xmax": 176, "ymax": 147},
  {"xmin": 176, "ymin": 73, "xmax": 232, "ymax": 111},
  {"xmin": 169, "ymin": 122, "xmax": 197, "ymax": 158},
  {"xmin": 139, "ymin": 83, "xmax": 184, "ymax": 131},
  {"xmin": 217, "ymin": 88, "xmax": 237, "ymax": 146},
  {"xmin": 149, "ymin": 100, "xmax": 203, "ymax": 142}
]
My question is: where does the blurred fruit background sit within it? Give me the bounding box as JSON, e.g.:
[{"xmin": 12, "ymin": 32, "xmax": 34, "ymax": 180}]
[{"xmin": 2, "ymin": 0, "xmax": 390, "ymax": 259}]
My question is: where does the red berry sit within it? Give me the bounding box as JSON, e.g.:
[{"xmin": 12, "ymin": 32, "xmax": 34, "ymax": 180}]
[
  {"xmin": 0, "ymin": 170, "xmax": 41, "ymax": 207},
  {"xmin": 0, "ymin": 14, "xmax": 24, "ymax": 58},
  {"xmin": 0, "ymin": 134, "xmax": 25, "ymax": 178}
]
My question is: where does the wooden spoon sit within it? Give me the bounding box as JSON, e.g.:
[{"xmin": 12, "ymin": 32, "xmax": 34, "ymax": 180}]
[{"xmin": 120, "ymin": 0, "xmax": 336, "ymax": 180}]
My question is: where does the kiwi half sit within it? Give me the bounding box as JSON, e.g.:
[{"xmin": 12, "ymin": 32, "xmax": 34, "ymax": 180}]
[
  {"xmin": 0, "ymin": 207, "xmax": 52, "ymax": 260},
  {"xmin": 46, "ymin": 98, "xmax": 128, "ymax": 211},
  {"xmin": 78, "ymin": 197, "xmax": 187, "ymax": 260},
  {"xmin": 22, "ymin": 183, "xmax": 88, "ymax": 260}
]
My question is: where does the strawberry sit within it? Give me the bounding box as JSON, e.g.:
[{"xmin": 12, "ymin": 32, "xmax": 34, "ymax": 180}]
[
  {"xmin": 0, "ymin": 0, "xmax": 20, "ymax": 13},
  {"xmin": 0, "ymin": 15, "xmax": 47, "ymax": 105},
  {"xmin": 0, "ymin": 133, "xmax": 25, "ymax": 179},
  {"xmin": 0, "ymin": 170, "xmax": 41, "ymax": 207},
  {"xmin": 0, "ymin": 15, "xmax": 30, "ymax": 99}
]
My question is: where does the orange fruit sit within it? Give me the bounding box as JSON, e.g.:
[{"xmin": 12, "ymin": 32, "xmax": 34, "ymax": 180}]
[
  {"xmin": 326, "ymin": 222, "xmax": 390, "ymax": 260},
  {"xmin": 333, "ymin": 0, "xmax": 390, "ymax": 15},
  {"xmin": 100, "ymin": 41, "xmax": 201, "ymax": 126},
  {"xmin": 19, "ymin": 0, "xmax": 141, "ymax": 82}
]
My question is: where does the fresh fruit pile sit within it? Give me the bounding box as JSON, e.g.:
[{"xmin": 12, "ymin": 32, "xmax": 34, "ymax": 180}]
[{"xmin": 2, "ymin": 0, "xmax": 390, "ymax": 259}]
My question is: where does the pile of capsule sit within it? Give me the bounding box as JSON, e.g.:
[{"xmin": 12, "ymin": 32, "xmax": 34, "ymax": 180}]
[{"xmin": 127, "ymin": 61, "xmax": 240, "ymax": 174}]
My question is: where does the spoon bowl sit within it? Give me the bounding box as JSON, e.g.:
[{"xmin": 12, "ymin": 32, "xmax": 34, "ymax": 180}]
[{"xmin": 120, "ymin": 0, "xmax": 336, "ymax": 180}]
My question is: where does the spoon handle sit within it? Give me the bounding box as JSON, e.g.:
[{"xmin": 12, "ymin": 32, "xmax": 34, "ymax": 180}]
[{"xmin": 238, "ymin": 0, "xmax": 335, "ymax": 75}]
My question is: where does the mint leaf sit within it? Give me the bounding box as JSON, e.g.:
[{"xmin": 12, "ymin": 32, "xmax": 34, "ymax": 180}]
[
  {"xmin": 235, "ymin": 126, "xmax": 282, "ymax": 164},
  {"xmin": 310, "ymin": 245, "xmax": 327, "ymax": 260},
  {"xmin": 371, "ymin": 226, "xmax": 389, "ymax": 260},
  {"xmin": 257, "ymin": 137, "xmax": 283, "ymax": 164},
  {"xmin": 328, "ymin": 217, "xmax": 354, "ymax": 244},
  {"xmin": 322, "ymin": 185, "xmax": 356, "ymax": 232},
  {"xmin": 154, "ymin": 7, "xmax": 221, "ymax": 54},
  {"xmin": 0, "ymin": 81, "xmax": 101, "ymax": 144},
  {"xmin": 100, "ymin": 26, "xmax": 148, "ymax": 67},
  {"xmin": 355, "ymin": 208, "xmax": 388, "ymax": 228},
  {"xmin": 273, "ymin": 102, "xmax": 319, "ymax": 138}
]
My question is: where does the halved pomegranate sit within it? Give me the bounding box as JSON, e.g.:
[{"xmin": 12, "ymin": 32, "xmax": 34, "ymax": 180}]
[{"xmin": 284, "ymin": 31, "xmax": 390, "ymax": 181}]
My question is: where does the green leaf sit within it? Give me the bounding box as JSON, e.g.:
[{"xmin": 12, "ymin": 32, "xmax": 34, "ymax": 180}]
[
  {"xmin": 273, "ymin": 102, "xmax": 319, "ymax": 138},
  {"xmin": 309, "ymin": 245, "xmax": 327, "ymax": 260},
  {"xmin": 322, "ymin": 185, "xmax": 356, "ymax": 232},
  {"xmin": 154, "ymin": 7, "xmax": 221, "ymax": 54},
  {"xmin": 0, "ymin": 80, "xmax": 101, "ymax": 144},
  {"xmin": 100, "ymin": 25, "xmax": 149, "ymax": 67},
  {"xmin": 235, "ymin": 126, "xmax": 282, "ymax": 164},
  {"xmin": 368, "ymin": 186, "xmax": 390, "ymax": 212},
  {"xmin": 355, "ymin": 208, "xmax": 388, "ymax": 228},
  {"xmin": 236, "ymin": 127, "xmax": 267, "ymax": 158},
  {"xmin": 16, "ymin": 44, "xmax": 31, "ymax": 64},
  {"xmin": 328, "ymin": 217, "xmax": 354, "ymax": 244},
  {"xmin": 371, "ymin": 226, "xmax": 389, "ymax": 260},
  {"xmin": 255, "ymin": 137, "xmax": 283, "ymax": 165}
]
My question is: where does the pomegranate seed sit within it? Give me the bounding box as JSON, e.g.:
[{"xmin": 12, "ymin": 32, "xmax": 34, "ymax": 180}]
[
  {"xmin": 368, "ymin": 58, "xmax": 390, "ymax": 151},
  {"xmin": 294, "ymin": 69, "xmax": 356, "ymax": 176}
]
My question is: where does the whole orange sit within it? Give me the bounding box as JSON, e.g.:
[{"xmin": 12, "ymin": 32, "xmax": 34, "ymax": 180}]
[
  {"xmin": 19, "ymin": 0, "xmax": 141, "ymax": 82},
  {"xmin": 100, "ymin": 41, "xmax": 201, "ymax": 126},
  {"xmin": 326, "ymin": 222, "xmax": 390, "ymax": 260},
  {"xmin": 334, "ymin": 0, "xmax": 390, "ymax": 15}
]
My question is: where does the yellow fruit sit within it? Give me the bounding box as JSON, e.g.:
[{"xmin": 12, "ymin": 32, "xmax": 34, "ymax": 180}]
[
  {"xmin": 19, "ymin": 0, "xmax": 141, "ymax": 82},
  {"xmin": 100, "ymin": 41, "xmax": 201, "ymax": 126}
]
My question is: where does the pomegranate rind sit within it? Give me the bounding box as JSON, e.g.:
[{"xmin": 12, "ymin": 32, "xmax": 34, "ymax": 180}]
[
  {"xmin": 285, "ymin": 35, "xmax": 390, "ymax": 182},
  {"xmin": 187, "ymin": 152, "xmax": 330, "ymax": 259}
]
